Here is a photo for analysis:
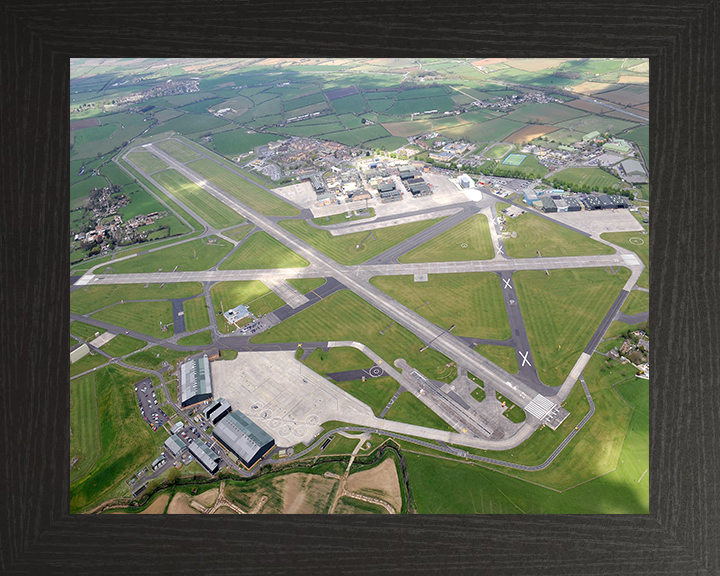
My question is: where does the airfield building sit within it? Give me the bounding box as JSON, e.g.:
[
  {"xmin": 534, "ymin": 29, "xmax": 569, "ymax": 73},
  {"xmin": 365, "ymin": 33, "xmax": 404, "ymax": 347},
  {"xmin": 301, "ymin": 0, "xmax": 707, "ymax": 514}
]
[
  {"xmin": 164, "ymin": 434, "xmax": 187, "ymax": 457},
  {"xmin": 540, "ymin": 196, "xmax": 557, "ymax": 213},
  {"xmin": 212, "ymin": 411, "xmax": 276, "ymax": 470},
  {"xmin": 70, "ymin": 343, "xmax": 90, "ymax": 364},
  {"xmin": 554, "ymin": 198, "xmax": 569, "ymax": 212},
  {"xmin": 581, "ymin": 195, "xmax": 603, "ymax": 210},
  {"xmin": 598, "ymin": 194, "xmax": 615, "ymax": 210},
  {"xmin": 203, "ymin": 397, "xmax": 232, "ymax": 425},
  {"xmin": 398, "ymin": 167, "xmax": 417, "ymax": 180},
  {"xmin": 188, "ymin": 439, "xmax": 221, "ymax": 474},
  {"xmin": 180, "ymin": 356, "xmax": 212, "ymax": 408},
  {"xmin": 609, "ymin": 194, "xmax": 631, "ymax": 208},
  {"xmin": 565, "ymin": 196, "xmax": 582, "ymax": 212},
  {"xmin": 457, "ymin": 174, "xmax": 474, "ymax": 189}
]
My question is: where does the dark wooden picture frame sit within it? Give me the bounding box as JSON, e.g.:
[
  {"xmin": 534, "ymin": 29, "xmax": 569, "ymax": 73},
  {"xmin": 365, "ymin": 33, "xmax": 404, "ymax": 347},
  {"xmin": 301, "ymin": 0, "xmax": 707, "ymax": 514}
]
[{"xmin": 1, "ymin": 1, "xmax": 718, "ymax": 574}]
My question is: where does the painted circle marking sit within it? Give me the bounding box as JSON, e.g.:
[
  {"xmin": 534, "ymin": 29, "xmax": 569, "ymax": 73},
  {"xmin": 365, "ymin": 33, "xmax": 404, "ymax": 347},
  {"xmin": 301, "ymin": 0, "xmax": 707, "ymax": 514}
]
[
  {"xmin": 460, "ymin": 243, "xmax": 468, "ymax": 248},
  {"xmin": 629, "ymin": 237, "xmax": 644, "ymax": 245}
]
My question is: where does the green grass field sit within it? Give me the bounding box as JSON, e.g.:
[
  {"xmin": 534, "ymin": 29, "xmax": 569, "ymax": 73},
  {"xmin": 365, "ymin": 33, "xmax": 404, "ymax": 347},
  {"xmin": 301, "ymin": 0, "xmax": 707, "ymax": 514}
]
[
  {"xmin": 210, "ymin": 281, "xmax": 285, "ymax": 333},
  {"xmin": 99, "ymin": 161, "xmax": 135, "ymax": 186},
  {"xmin": 501, "ymin": 211, "xmax": 614, "ymax": 258},
  {"xmin": 99, "ymin": 334, "xmax": 146, "ymax": 357},
  {"xmin": 334, "ymin": 376, "xmax": 400, "ymax": 418},
  {"xmin": 70, "ymin": 374, "xmax": 101, "ymax": 483},
  {"xmin": 222, "ymin": 223, "xmax": 252, "ymax": 241},
  {"xmin": 547, "ymin": 167, "xmax": 622, "ymax": 190},
  {"xmin": 110, "ymin": 238, "xmax": 233, "ymax": 273},
  {"xmin": 145, "ymin": 113, "xmax": 229, "ymax": 136},
  {"xmin": 279, "ymin": 218, "xmax": 444, "ymax": 266},
  {"xmin": 496, "ymin": 391, "xmax": 526, "ymax": 423},
  {"xmin": 600, "ymin": 231, "xmax": 649, "ymax": 289},
  {"xmin": 183, "ymin": 297, "xmax": 210, "ymax": 331},
  {"xmin": 474, "ymin": 344, "xmax": 518, "ymax": 374},
  {"xmin": 514, "ymin": 267, "xmax": 630, "ymax": 387},
  {"xmin": 187, "ymin": 158, "xmax": 299, "ymax": 216},
  {"xmin": 152, "ymin": 169, "xmax": 245, "ymax": 230},
  {"xmin": 126, "ymin": 151, "xmax": 168, "ymax": 173},
  {"xmin": 71, "ymin": 283, "xmax": 203, "ymax": 315},
  {"xmin": 118, "ymin": 159, "xmax": 204, "ymax": 233},
  {"xmin": 286, "ymin": 278, "xmax": 326, "ymax": 294},
  {"xmin": 405, "ymin": 355, "xmax": 647, "ymax": 513},
  {"xmin": 91, "ymin": 301, "xmax": 175, "ymax": 339},
  {"xmin": 70, "ymin": 336, "xmax": 78, "ymax": 348},
  {"xmin": 153, "ymin": 138, "xmax": 202, "ymax": 163},
  {"xmin": 621, "ymin": 290, "xmax": 649, "ymax": 316},
  {"xmin": 370, "ymin": 273, "xmax": 510, "ymax": 340},
  {"xmin": 484, "ymin": 144, "xmax": 513, "ymax": 158},
  {"xmin": 398, "ymin": 215, "xmax": 494, "ymax": 263},
  {"xmin": 70, "ymin": 352, "xmax": 110, "ymax": 378},
  {"xmin": 177, "ymin": 331, "xmax": 213, "ymax": 346},
  {"xmin": 303, "ymin": 346, "xmax": 374, "ymax": 375},
  {"xmin": 252, "ymin": 290, "xmax": 457, "ymax": 383},
  {"xmin": 70, "ymin": 321, "xmax": 106, "ymax": 341},
  {"xmin": 311, "ymin": 208, "xmax": 375, "ymax": 226},
  {"xmin": 384, "ymin": 391, "xmax": 455, "ymax": 432},
  {"xmin": 124, "ymin": 346, "xmax": 197, "ymax": 372},
  {"xmin": 218, "ymin": 231, "xmax": 309, "ymax": 270},
  {"xmin": 70, "ymin": 364, "xmax": 171, "ymax": 513},
  {"xmin": 470, "ymin": 386, "xmax": 485, "ymax": 402},
  {"xmin": 604, "ymin": 319, "xmax": 648, "ymax": 340}
]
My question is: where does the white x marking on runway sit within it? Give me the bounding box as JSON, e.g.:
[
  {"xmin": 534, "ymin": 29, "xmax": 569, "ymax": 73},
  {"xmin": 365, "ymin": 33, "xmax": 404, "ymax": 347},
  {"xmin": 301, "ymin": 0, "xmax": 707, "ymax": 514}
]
[
  {"xmin": 502, "ymin": 278, "xmax": 512, "ymax": 290},
  {"xmin": 496, "ymin": 245, "xmax": 504, "ymax": 255},
  {"xmin": 519, "ymin": 351, "xmax": 531, "ymax": 367}
]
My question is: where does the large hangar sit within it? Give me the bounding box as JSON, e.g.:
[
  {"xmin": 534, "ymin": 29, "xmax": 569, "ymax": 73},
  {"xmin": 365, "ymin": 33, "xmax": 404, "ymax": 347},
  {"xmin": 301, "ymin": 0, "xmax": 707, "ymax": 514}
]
[
  {"xmin": 180, "ymin": 355, "xmax": 212, "ymax": 407},
  {"xmin": 212, "ymin": 410, "xmax": 275, "ymax": 470}
]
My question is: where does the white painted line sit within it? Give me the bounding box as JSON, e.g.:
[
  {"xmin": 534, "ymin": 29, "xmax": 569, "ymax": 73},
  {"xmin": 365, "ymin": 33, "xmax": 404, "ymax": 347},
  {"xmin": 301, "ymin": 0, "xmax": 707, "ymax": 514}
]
[
  {"xmin": 519, "ymin": 350, "xmax": 531, "ymax": 367},
  {"xmin": 502, "ymin": 278, "xmax": 512, "ymax": 290}
]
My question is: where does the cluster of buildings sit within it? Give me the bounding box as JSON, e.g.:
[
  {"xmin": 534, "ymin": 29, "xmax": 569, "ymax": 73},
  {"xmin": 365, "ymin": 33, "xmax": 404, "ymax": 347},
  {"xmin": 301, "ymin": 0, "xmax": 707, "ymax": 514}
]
[
  {"xmin": 470, "ymin": 90, "xmax": 565, "ymax": 110},
  {"xmin": 607, "ymin": 329, "xmax": 650, "ymax": 379},
  {"xmin": 109, "ymin": 79, "xmax": 201, "ymax": 109},
  {"xmin": 173, "ymin": 354, "xmax": 276, "ymax": 473},
  {"xmin": 522, "ymin": 188, "xmax": 632, "ymax": 212}
]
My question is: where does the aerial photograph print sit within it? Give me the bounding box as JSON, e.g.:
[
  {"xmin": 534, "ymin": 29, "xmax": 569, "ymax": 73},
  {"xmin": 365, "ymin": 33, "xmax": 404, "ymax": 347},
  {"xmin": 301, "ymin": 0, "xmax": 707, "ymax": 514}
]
[{"xmin": 69, "ymin": 57, "xmax": 649, "ymax": 515}]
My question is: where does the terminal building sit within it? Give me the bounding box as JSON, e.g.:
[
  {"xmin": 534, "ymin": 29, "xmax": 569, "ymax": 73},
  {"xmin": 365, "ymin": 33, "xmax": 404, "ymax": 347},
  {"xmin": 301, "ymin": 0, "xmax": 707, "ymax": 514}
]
[
  {"xmin": 188, "ymin": 439, "xmax": 221, "ymax": 474},
  {"xmin": 212, "ymin": 411, "xmax": 276, "ymax": 470},
  {"xmin": 203, "ymin": 397, "xmax": 232, "ymax": 425},
  {"xmin": 180, "ymin": 355, "xmax": 213, "ymax": 408}
]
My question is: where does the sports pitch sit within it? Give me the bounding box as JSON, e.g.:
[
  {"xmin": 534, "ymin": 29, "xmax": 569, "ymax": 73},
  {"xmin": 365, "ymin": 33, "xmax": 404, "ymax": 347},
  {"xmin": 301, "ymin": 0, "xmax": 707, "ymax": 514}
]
[{"xmin": 502, "ymin": 154, "xmax": 527, "ymax": 166}]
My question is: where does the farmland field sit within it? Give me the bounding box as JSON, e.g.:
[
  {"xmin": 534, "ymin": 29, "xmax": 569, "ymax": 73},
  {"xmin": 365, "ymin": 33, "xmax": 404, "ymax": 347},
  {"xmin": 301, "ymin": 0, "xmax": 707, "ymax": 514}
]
[
  {"xmin": 398, "ymin": 215, "xmax": 493, "ymax": 263},
  {"xmin": 514, "ymin": 267, "xmax": 630, "ymax": 387},
  {"xmin": 595, "ymin": 85, "xmax": 649, "ymax": 107},
  {"xmin": 330, "ymin": 93, "xmax": 368, "ymax": 115},
  {"xmin": 504, "ymin": 125, "xmax": 559, "ymax": 145},
  {"xmin": 554, "ymin": 114, "xmax": 639, "ymax": 136},
  {"xmin": 211, "ymin": 129, "xmax": 280, "ymax": 156},
  {"xmin": 152, "ymin": 169, "xmax": 245, "ymax": 229},
  {"xmin": 110, "ymin": 237, "xmax": 233, "ymax": 273},
  {"xmin": 369, "ymin": 273, "xmax": 511, "ymax": 340},
  {"xmin": 318, "ymin": 124, "xmax": 392, "ymax": 147},
  {"xmin": 279, "ymin": 218, "xmax": 444, "ymax": 266},
  {"xmin": 218, "ymin": 231, "xmax": 309, "ymax": 270},
  {"xmin": 503, "ymin": 102, "xmax": 588, "ymax": 124},
  {"xmin": 252, "ymin": 290, "xmax": 457, "ymax": 384},
  {"xmin": 187, "ymin": 158, "xmax": 299, "ymax": 216},
  {"xmin": 439, "ymin": 117, "xmax": 526, "ymax": 143},
  {"xmin": 145, "ymin": 113, "xmax": 229, "ymax": 136}
]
